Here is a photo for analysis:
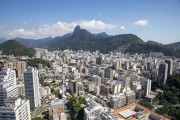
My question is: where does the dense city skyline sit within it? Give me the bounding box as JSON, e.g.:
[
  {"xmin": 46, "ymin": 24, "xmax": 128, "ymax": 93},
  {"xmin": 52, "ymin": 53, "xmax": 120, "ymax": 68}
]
[
  {"xmin": 0, "ymin": 0, "xmax": 180, "ymax": 44},
  {"xmin": 0, "ymin": 1, "xmax": 180, "ymax": 119}
]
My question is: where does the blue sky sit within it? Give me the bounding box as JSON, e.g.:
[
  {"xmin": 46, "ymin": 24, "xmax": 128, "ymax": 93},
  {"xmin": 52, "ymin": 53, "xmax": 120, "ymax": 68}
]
[{"xmin": 0, "ymin": 0, "xmax": 180, "ymax": 44}]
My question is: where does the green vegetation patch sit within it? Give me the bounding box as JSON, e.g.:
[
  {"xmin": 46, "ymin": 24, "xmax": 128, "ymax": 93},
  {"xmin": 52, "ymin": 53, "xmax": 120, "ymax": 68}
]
[
  {"xmin": 27, "ymin": 58, "xmax": 48, "ymax": 68},
  {"xmin": 70, "ymin": 96, "xmax": 86, "ymax": 120},
  {"xmin": 154, "ymin": 74, "xmax": 180, "ymax": 120}
]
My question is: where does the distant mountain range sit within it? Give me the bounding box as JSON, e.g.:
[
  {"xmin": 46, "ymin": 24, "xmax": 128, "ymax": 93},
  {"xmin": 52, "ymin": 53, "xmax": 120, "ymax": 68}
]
[
  {"xmin": 0, "ymin": 25, "xmax": 180, "ymax": 57},
  {"xmin": 48, "ymin": 25, "xmax": 145, "ymax": 53},
  {"xmin": 165, "ymin": 42, "xmax": 180, "ymax": 50},
  {"xmin": 126, "ymin": 41, "xmax": 180, "ymax": 57},
  {"xmin": 13, "ymin": 37, "xmax": 53, "ymax": 48}
]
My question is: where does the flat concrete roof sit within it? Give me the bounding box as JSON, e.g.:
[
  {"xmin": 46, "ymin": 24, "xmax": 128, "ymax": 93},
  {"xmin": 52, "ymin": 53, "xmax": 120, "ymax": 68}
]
[
  {"xmin": 113, "ymin": 103, "xmax": 169, "ymax": 120},
  {"xmin": 119, "ymin": 109, "xmax": 136, "ymax": 118},
  {"xmin": 146, "ymin": 94, "xmax": 156, "ymax": 99}
]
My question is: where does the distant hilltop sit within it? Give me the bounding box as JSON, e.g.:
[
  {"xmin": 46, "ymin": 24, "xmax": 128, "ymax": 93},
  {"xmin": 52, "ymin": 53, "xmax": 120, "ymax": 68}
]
[{"xmin": 0, "ymin": 40, "xmax": 35, "ymax": 57}]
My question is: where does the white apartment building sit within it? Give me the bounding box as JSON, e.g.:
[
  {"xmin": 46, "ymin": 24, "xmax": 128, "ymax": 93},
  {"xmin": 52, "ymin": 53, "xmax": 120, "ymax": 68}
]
[
  {"xmin": 110, "ymin": 93, "xmax": 126, "ymax": 110},
  {"xmin": 0, "ymin": 97, "xmax": 31, "ymax": 120},
  {"xmin": 0, "ymin": 68, "xmax": 17, "ymax": 86},
  {"xmin": 0, "ymin": 68, "xmax": 18, "ymax": 106},
  {"xmin": 125, "ymin": 90, "xmax": 136, "ymax": 105},
  {"xmin": 84, "ymin": 98, "xmax": 119, "ymax": 120},
  {"xmin": 118, "ymin": 75, "xmax": 131, "ymax": 88},
  {"xmin": 145, "ymin": 79, "xmax": 152, "ymax": 96},
  {"xmin": 84, "ymin": 98, "xmax": 103, "ymax": 120},
  {"xmin": 0, "ymin": 82, "xmax": 19, "ymax": 106},
  {"xmin": 24, "ymin": 67, "xmax": 41, "ymax": 109}
]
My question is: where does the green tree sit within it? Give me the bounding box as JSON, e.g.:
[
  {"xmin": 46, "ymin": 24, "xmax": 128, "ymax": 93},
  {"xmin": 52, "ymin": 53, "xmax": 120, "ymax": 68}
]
[
  {"xmin": 139, "ymin": 100, "xmax": 153, "ymax": 109},
  {"xmin": 155, "ymin": 73, "xmax": 180, "ymax": 119},
  {"xmin": 52, "ymin": 90, "xmax": 62, "ymax": 99},
  {"xmin": 70, "ymin": 96, "xmax": 85, "ymax": 119},
  {"xmin": 42, "ymin": 111, "xmax": 49, "ymax": 119},
  {"xmin": 27, "ymin": 58, "xmax": 48, "ymax": 68}
]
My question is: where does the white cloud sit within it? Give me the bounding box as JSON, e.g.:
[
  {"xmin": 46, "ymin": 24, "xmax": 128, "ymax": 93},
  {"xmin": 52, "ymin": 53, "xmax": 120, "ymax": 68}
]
[
  {"xmin": 9, "ymin": 29, "xmax": 35, "ymax": 37},
  {"xmin": 7, "ymin": 20, "xmax": 117, "ymax": 39},
  {"xmin": 119, "ymin": 25, "xmax": 126, "ymax": 30},
  {"xmin": 133, "ymin": 19, "xmax": 148, "ymax": 26}
]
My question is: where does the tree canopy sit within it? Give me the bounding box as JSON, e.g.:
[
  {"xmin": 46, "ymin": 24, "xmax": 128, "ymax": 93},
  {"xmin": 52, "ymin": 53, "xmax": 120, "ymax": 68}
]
[
  {"xmin": 27, "ymin": 58, "xmax": 48, "ymax": 68},
  {"xmin": 155, "ymin": 74, "xmax": 180, "ymax": 119}
]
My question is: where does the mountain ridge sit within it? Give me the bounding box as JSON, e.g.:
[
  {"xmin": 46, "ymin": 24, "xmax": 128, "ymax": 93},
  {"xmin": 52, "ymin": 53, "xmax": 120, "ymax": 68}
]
[
  {"xmin": 48, "ymin": 25, "xmax": 144, "ymax": 53},
  {"xmin": 165, "ymin": 42, "xmax": 180, "ymax": 50},
  {"xmin": 1, "ymin": 25, "xmax": 180, "ymax": 57}
]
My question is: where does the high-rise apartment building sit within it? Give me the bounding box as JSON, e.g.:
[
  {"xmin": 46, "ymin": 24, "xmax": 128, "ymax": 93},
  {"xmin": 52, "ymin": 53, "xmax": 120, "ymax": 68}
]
[
  {"xmin": 0, "ymin": 68, "xmax": 17, "ymax": 86},
  {"xmin": 111, "ymin": 80, "xmax": 121, "ymax": 95},
  {"xmin": 114, "ymin": 61, "xmax": 122, "ymax": 70},
  {"xmin": 0, "ymin": 68, "xmax": 18, "ymax": 106},
  {"xmin": 125, "ymin": 90, "xmax": 135, "ymax": 105},
  {"xmin": 104, "ymin": 67, "xmax": 113, "ymax": 81},
  {"xmin": 0, "ymin": 97, "xmax": 31, "ymax": 120},
  {"xmin": 118, "ymin": 75, "xmax": 131, "ymax": 88},
  {"xmin": 69, "ymin": 80, "xmax": 77, "ymax": 95},
  {"xmin": 84, "ymin": 98, "xmax": 102, "ymax": 120},
  {"xmin": 92, "ymin": 75, "xmax": 101, "ymax": 86},
  {"xmin": 0, "ymin": 83, "xmax": 19, "ymax": 106},
  {"xmin": 110, "ymin": 93, "xmax": 126, "ymax": 110},
  {"xmin": 76, "ymin": 81, "xmax": 84, "ymax": 95},
  {"xmin": 158, "ymin": 62, "xmax": 168, "ymax": 84},
  {"xmin": 165, "ymin": 59, "xmax": 173, "ymax": 76},
  {"xmin": 96, "ymin": 57, "xmax": 103, "ymax": 65},
  {"xmin": 145, "ymin": 79, "xmax": 151, "ymax": 96},
  {"xmin": 88, "ymin": 81, "xmax": 95, "ymax": 92},
  {"xmin": 24, "ymin": 67, "xmax": 41, "ymax": 109}
]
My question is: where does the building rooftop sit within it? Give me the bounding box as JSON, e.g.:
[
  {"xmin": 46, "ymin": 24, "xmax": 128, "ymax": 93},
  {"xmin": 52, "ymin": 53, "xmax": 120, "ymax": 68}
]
[
  {"xmin": 125, "ymin": 90, "xmax": 135, "ymax": 96},
  {"xmin": 113, "ymin": 103, "xmax": 169, "ymax": 120},
  {"xmin": 146, "ymin": 94, "xmax": 156, "ymax": 99},
  {"xmin": 119, "ymin": 109, "xmax": 136, "ymax": 118}
]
